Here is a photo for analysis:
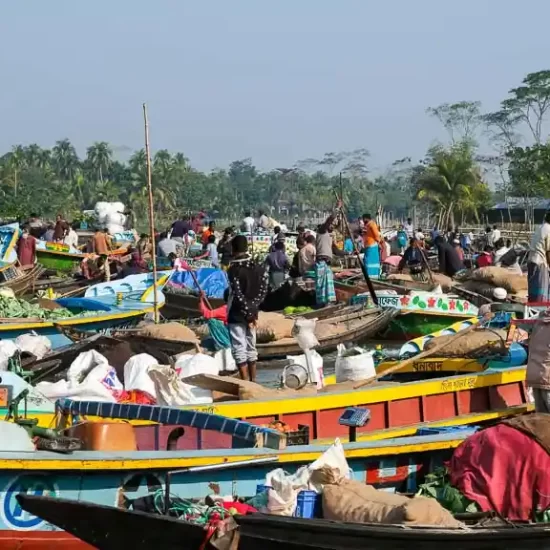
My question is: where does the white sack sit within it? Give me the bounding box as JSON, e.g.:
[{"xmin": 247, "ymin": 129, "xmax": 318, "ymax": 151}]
[
  {"xmin": 106, "ymin": 223, "xmax": 125, "ymax": 236},
  {"xmin": 292, "ymin": 318, "xmax": 319, "ymax": 351},
  {"xmin": 174, "ymin": 353, "xmax": 218, "ymax": 403},
  {"xmin": 214, "ymin": 348, "xmax": 237, "ymax": 374},
  {"xmin": 15, "ymin": 333, "xmax": 51, "ymax": 360},
  {"xmin": 123, "ymin": 353, "xmax": 158, "ymax": 397},
  {"xmin": 334, "ymin": 344, "xmax": 375, "ymax": 383},
  {"xmin": 67, "ymin": 350, "xmax": 110, "ymax": 385},
  {"xmin": 148, "ymin": 365, "xmax": 207, "ymax": 406},
  {"xmin": 35, "ymin": 378, "xmax": 118, "ymax": 402},
  {"xmin": 105, "ymin": 212, "xmax": 126, "ymax": 227}
]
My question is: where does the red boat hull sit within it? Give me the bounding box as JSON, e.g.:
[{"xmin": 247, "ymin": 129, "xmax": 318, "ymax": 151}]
[{"xmin": 0, "ymin": 531, "xmax": 94, "ymax": 549}]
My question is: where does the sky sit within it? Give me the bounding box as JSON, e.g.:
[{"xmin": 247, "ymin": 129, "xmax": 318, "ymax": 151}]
[{"xmin": 1, "ymin": 0, "xmax": 550, "ymax": 173}]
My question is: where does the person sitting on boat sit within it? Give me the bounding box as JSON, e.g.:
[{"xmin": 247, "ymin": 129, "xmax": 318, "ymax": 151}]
[
  {"xmin": 299, "ymin": 234, "xmax": 317, "ymax": 276},
  {"xmin": 452, "ymin": 238, "xmax": 464, "ymax": 262},
  {"xmin": 119, "ymin": 247, "xmax": 148, "ymax": 277},
  {"xmin": 63, "ymin": 225, "xmax": 79, "ymax": 249},
  {"xmin": 265, "ymin": 240, "xmax": 290, "ymax": 290},
  {"xmin": 41, "ymin": 223, "xmax": 55, "ymax": 242},
  {"xmin": 17, "ymin": 224, "xmax": 37, "ymax": 267},
  {"xmin": 289, "ymin": 235, "xmax": 305, "ymax": 278},
  {"xmin": 271, "ymin": 226, "xmax": 283, "ymax": 247},
  {"xmin": 258, "ymin": 210, "xmax": 270, "ymax": 231},
  {"xmin": 137, "ymin": 234, "xmax": 152, "ymax": 259},
  {"xmin": 195, "ymin": 234, "xmax": 220, "ymax": 267},
  {"xmin": 493, "ymin": 238, "xmax": 509, "ymax": 266},
  {"xmin": 434, "ymin": 235, "xmax": 466, "ymax": 278},
  {"xmin": 201, "ymin": 221, "xmax": 216, "ymax": 248},
  {"xmin": 241, "ymin": 211, "xmax": 255, "ymax": 234},
  {"xmin": 92, "ymin": 227, "xmax": 113, "ymax": 281},
  {"xmin": 157, "ymin": 232, "xmax": 182, "ymax": 258},
  {"xmin": 225, "ymin": 234, "xmax": 269, "ymax": 382},
  {"xmin": 362, "ymin": 213, "xmax": 384, "ymax": 279},
  {"xmin": 476, "ymin": 245, "xmax": 494, "ymax": 268},
  {"xmin": 217, "ymin": 227, "xmax": 234, "ymax": 270},
  {"xmin": 397, "ymin": 238, "xmax": 424, "ymax": 276},
  {"xmin": 168, "ymin": 253, "xmax": 190, "ymax": 271}
]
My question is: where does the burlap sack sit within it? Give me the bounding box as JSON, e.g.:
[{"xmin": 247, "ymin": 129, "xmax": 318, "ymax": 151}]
[
  {"xmin": 137, "ymin": 322, "xmax": 199, "ymax": 342},
  {"xmin": 322, "ymin": 479, "xmax": 409, "ymax": 524},
  {"xmin": 424, "ymin": 328, "xmax": 507, "ymax": 357},
  {"xmin": 387, "ymin": 273, "xmax": 453, "ymax": 291},
  {"xmin": 460, "ymin": 280, "xmax": 499, "ymax": 299},
  {"xmin": 400, "ymin": 496, "xmax": 464, "ymax": 528},
  {"xmin": 256, "ymin": 312, "xmax": 295, "ymax": 343},
  {"xmin": 471, "ymin": 267, "xmax": 527, "ymax": 294}
]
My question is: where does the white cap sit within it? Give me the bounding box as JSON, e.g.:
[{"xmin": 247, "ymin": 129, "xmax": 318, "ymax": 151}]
[{"xmin": 493, "ymin": 287, "xmax": 507, "ymax": 300}]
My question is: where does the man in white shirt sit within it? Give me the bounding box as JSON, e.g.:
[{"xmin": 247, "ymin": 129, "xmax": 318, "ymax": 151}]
[
  {"xmin": 403, "ymin": 218, "xmax": 414, "ymax": 238},
  {"xmin": 241, "ymin": 211, "xmax": 255, "ymax": 233},
  {"xmin": 63, "ymin": 227, "xmax": 79, "ymax": 249},
  {"xmin": 492, "ymin": 225, "xmax": 501, "ymax": 244},
  {"xmin": 258, "ymin": 210, "xmax": 269, "ymax": 230},
  {"xmin": 528, "ymin": 213, "xmax": 550, "ymax": 303}
]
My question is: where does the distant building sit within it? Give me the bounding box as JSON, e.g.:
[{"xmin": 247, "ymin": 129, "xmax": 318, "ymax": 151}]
[{"xmin": 488, "ymin": 197, "xmax": 550, "ymax": 224}]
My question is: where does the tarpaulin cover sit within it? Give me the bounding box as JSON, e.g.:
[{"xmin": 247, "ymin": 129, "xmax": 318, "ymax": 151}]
[
  {"xmin": 168, "ymin": 268, "xmax": 228, "ymax": 298},
  {"xmin": 450, "ymin": 423, "xmax": 550, "ymax": 520}
]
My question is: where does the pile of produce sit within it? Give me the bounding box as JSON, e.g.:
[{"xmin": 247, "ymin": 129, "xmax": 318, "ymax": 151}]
[
  {"xmin": 0, "ymin": 296, "xmax": 75, "ymax": 320},
  {"xmin": 283, "ymin": 306, "xmax": 313, "ymax": 315}
]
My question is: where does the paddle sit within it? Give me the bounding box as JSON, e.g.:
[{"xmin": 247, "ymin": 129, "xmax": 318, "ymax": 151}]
[{"xmin": 353, "ymin": 319, "xmax": 482, "ymax": 389}]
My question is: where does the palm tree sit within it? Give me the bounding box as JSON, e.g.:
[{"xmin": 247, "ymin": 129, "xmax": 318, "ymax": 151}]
[
  {"xmin": 24, "ymin": 144, "xmax": 43, "ymax": 167},
  {"xmin": 52, "ymin": 139, "xmax": 79, "ymax": 182},
  {"xmin": 7, "ymin": 145, "xmax": 26, "ymax": 197},
  {"xmin": 86, "ymin": 141, "xmax": 113, "ymax": 183},
  {"xmin": 414, "ymin": 142, "xmax": 483, "ymax": 228}
]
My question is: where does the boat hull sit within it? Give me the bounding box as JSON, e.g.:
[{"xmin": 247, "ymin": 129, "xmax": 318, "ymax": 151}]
[
  {"xmin": 381, "ymin": 312, "xmax": 475, "ymax": 340},
  {"xmin": 35, "ymin": 250, "xmax": 84, "ymax": 274}
]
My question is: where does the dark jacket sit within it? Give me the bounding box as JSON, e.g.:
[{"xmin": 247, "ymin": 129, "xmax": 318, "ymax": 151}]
[
  {"xmin": 225, "ymin": 256, "xmax": 268, "ymax": 324},
  {"xmin": 436, "ymin": 239, "xmax": 465, "ymax": 277}
]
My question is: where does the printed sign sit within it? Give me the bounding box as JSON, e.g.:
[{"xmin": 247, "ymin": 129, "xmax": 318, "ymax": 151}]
[
  {"xmin": 1, "ymin": 475, "xmax": 58, "ymax": 530},
  {"xmin": 412, "ymin": 361, "xmax": 443, "ymax": 372},
  {"xmin": 0, "ymin": 386, "xmax": 10, "ymax": 408}
]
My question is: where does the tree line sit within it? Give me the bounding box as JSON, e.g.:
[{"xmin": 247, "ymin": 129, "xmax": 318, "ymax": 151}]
[{"xmin": 1, "ymin": 69, "xmax": 549, "ymax": 229}]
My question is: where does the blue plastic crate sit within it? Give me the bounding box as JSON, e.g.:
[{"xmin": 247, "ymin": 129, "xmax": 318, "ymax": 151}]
[
  {"xmin": 416, "ymin": 425, "xmax": 478, "ymax": 436},
  {"xmin": 294, "ymin": 490, "xmax": 322, "ymax": 518}
]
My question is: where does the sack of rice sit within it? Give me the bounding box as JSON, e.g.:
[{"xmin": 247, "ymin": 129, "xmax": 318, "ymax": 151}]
[
  {"xmin": 471, "ymin": 267, "xmax": 527, "ymax": 294},
  {"xmin": 424, "ymin": 328, "xmax": 508, "ymax": 357},
  {"xmin": 461, "ymin": 279, "xmax": 500, "ymax": 299},
  {"xmin": 137, "ymin": 322, "xmax": 199, "ymax": 343},
  {"xmin": 256, "ymin": 312, "xmax": 295, "ymax": 343}
]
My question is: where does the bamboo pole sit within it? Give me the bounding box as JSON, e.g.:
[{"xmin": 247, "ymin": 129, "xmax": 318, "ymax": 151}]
[{"xmin": 143, "ymin": 103, "xmax": 159, "ymax": 323}]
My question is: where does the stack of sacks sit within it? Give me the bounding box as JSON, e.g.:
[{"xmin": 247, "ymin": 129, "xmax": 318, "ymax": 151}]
[
  {"xmin": 94, "ymin": 201, "xmax": 126, "ymax": 235},
  {"xmin": 462, "ymin": 266, "xmax": 528, "ymax": 300}
]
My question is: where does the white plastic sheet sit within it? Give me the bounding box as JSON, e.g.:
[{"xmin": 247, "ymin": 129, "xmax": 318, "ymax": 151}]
[
  {"xmin": 15, "ymin": 333, "xmax": 51, "ymax": 360},
  {"xmin": 0, "ymin": 340, "xmax": 18, "ymax": 371}
]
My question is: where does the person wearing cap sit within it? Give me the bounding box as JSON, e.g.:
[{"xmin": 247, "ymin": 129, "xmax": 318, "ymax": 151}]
[
  {"xmin": 434, "ymin": 235, "xmax": 465, "ymax": 278},
  {"xmin": 479, "ymin": 287, "xmax": 507, "ymax": 317}
]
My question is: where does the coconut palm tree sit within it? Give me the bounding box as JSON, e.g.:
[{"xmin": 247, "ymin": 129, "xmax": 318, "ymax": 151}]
[
  {"xmin": 414, "ymin": 142, "xmax": 484, "ymax": 228},
  {"xmin": 86, "ymin": 141, "xmax": 113, "ymax": 183},
  {"xmin": 52, "ymin": 139, "xmax": 79, "ymax": 183}
]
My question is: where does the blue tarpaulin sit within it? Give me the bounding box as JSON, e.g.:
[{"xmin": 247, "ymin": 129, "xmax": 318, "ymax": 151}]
[{"xmin": 168, "ymin": 268, "xmax": 228, "ymax": 298}]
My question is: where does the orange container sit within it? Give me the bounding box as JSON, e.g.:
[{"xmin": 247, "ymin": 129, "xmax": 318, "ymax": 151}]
[{"xmin": 66, "ymin": 421, "xmax": 137, "ymax": 451}]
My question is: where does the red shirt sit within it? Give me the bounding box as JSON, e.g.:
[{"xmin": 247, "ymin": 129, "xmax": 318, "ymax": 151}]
[{"xmin": 476, "ymin": 252, "xmax": 493, "ymax": 268}]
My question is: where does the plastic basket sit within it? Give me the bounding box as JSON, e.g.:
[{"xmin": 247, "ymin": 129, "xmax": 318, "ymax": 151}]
[
  {"xmin": 286, "ymin": 424, "xmax": 310, "ymax": 446},
  {"xmin": 294, "ymin": 490, "xmax": 321, "ymax": 518}
]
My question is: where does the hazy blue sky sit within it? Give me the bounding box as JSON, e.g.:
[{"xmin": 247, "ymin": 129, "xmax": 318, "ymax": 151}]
[{"xmin": 1, "ymin": 0, "xmax": 549, "ymax": 172}]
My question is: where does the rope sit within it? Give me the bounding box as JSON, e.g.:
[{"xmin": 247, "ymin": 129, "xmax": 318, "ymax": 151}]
[{"xmin": 152, "ymin": 489, "xmax": 228, "ymax": 525}]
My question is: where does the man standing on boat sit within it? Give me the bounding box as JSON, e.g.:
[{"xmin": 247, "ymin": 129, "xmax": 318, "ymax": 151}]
[
  {"xmin": 225, "ymin": 235, "xmax": 269, "ymax": 382},
  {"xmin": 53, "ymin": 214, "xmax": 70, "ymax": 243},
  {"xmin": 92, "ymin": 227, "xmax": 112, "ymax": 281},
  {"xmin": 527, "ymin": 212, "xmax": 550, "ymax": 304}
]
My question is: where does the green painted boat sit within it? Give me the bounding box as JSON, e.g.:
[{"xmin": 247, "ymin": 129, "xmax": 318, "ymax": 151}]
[{"xmin": 36, "ymin": 248, "xmax": 86, "ymax": 273}]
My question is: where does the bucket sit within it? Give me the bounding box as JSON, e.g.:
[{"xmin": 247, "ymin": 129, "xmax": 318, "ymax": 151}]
[
  {"xmin": 282, "ymin": 364, "xmax": 308, "ymax": 390},
  {"xmin": 294, "ymin": 490, "xmax": 321, "ymax": 518}
]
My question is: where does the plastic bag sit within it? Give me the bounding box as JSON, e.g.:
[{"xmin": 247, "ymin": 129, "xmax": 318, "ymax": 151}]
[
  {"xmin": 287, "ymin": 350, "xmax": 324, "ymax": 389},
  {"xmin": 214, "ymin": 348, "xmax": 237, "ymax": 374},
  {"xmin": 175, "ymin": 353, "xmax": 219, "ymax": 379},
  {"xmin": 123, "ymin": 353, "xmax": 158, "ymax": 398},
  {"xmin": 308, "ymin": 438, "xmax": 351, "ymax": 488},
  {"xmin": 292, "ymin": 318, "xmax": 319, "ymax": 351},
  {"xmin": 14, "ymin": 333, "xmax": 51, "ymax": 360},
  {"xmin": 335, "ymin": 344, "xmax": 375, "ymax": 383},
  {"xmin": 36, "ymin": 378, "xmax": 118, "ymax": 402},
  {"xmin": 67, "ymin": 350, "xmax": 110, "ymax": 385}
]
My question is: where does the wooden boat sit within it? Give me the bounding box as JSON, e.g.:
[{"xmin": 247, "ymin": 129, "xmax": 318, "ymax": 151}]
[
  {"xmin": 335, "ymin": 281, "xmax": 478, "ymax": 340},
  {"xmin": 30, "ymin": 273, "xmax": 105, "ymax": 295},
  {"xmin": 256, "ymin": 307, "xmax": 398, "ymax": 359},
  {"xmin": 0, "ymin": 294, "xmax": 161, "ymax": 349},
  {"xmin": 161, "ymin": 290, "xmax": 225, "ymax": 319},
  {"xmin": 0, "ymin": 263, "xmax": 45, "ymax": 296},
  {"xmin": 0, "ymin": 419, "xmax": 485, "ymax": 548},
  {"xmin": 235, "ymin": 514, "xmax": 550, "ymax": 550}
]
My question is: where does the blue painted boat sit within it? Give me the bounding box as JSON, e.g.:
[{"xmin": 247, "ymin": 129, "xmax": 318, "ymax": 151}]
[
  {"xmin": 0, "ymin": 292, "xmax": 163, "ymax": 349},
  {"xmin": 84, "ymin": 270, "xmax": 172, "ymax": 298},
  {"xmin": 0, "ymin": 396, "xmax": 478, "ymax": 539}
]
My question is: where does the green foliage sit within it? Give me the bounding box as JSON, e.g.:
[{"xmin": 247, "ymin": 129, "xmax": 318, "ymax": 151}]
[{"xmin": 507, "ymin": 143, "xmax": 550, "ymax": 197}]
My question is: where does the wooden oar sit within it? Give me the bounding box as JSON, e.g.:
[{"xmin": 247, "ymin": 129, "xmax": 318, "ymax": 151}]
[{"xmin": 353, "ymin": 320, "xmax": 482, "ymax": 389}]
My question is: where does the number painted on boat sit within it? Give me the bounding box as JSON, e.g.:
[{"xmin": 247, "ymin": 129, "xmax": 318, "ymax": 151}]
[
  {"xmin": 412, "ymin": 361, "xmax": 443, "ymax": 372},
  {"xmin": 440, "ymin": 377, "xmax": 476, "ymax": 393},
  {"xmin": 194, "ymin": 405, "xmax": 218, "ymax": 415},
  {"xmin": 1, "ymin": 475, "xmax": 59, "ymax": 530}
]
